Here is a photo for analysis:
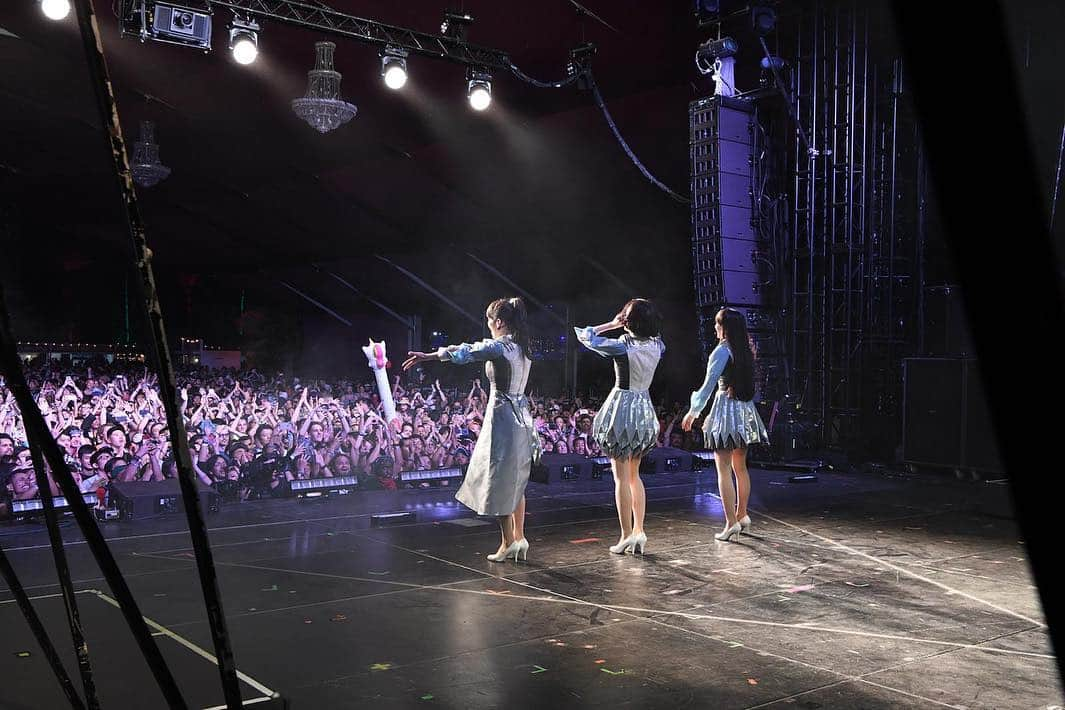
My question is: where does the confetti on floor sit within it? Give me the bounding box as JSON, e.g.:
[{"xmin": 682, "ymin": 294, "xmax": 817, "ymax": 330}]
[
  {"xmin": 370, "ymin": 663, "xmax": 392, "ymax": 672},
  {"xmin": 531, "ymin": 665, "xmax": 548, "ymax": 674},
  {"xmin": 747, "ymin": 678, "xmax": 759, "ymax": 686},
  {"xmin": 570, "ymin": 538, "xmax": 601, "ymax": 544}
]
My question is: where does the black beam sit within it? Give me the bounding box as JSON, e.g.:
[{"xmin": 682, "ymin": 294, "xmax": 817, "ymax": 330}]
[
  {"xmin": 25, "ymin": 438, "xmax": 100, "ymax": 710},
  {"xmin": 0, "ymin": 287, "xmax": 181, "ymax": 706},
  {"xmin": 73, "ymin": 0, "xmax": 244, "ymax": 707}
]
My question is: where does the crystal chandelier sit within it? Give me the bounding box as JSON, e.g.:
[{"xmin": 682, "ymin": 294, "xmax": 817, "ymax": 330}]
[
  {"xmin": 130, "ymin": 121, "xmax": 171, "ymax": 188},
  {"xmin": 291, "ymin": 41, "xmax": 357, "ymax": 133}
]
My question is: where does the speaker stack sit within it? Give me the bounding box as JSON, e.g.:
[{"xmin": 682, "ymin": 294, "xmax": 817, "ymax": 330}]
[{"xmin": 902, "ymin": 358, "xmax": 1002, "ymax": 474}]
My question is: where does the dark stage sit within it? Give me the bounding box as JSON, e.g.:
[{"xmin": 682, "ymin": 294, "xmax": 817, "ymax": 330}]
[{"xmin": 1, "ymin": 468, "xmax": 1059, "ymax": 709}]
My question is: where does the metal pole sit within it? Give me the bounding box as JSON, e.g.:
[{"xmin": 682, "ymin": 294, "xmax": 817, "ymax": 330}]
[
  {"xmin": 72, "ymin": 1, "xmax": 241, "ymax": 705},
  {"xmin": 0, "ymin": 545, "xmax": 86, "ymax": 710},
  {"xmin": 25, "ymin": 438, "xmax": 100, "ymax": 710},
  {"xmin": 0, "ymin": 287, "xmax": 186, "ymax": 709},
  {"xmin": 567, "ymin": 304, "xmax": 578, "ymax": 400}
]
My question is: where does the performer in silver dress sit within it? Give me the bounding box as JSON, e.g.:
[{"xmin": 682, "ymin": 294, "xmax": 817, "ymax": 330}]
[
  {"xmin": 403, "ymin": 298, "xmax": 537, "ymax": 563},
  {"xmin": 575, "ymin": 299, "xmax": 665, "ymax": 555},
  {"xmin": 682, "ymin": 307, "xmax": 769, "ymax": 542}
]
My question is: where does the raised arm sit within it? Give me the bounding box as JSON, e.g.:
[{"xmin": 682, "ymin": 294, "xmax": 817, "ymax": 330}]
[{"xmin": 573, "ymin": 325, "xmax": 628, "ymax": 358}]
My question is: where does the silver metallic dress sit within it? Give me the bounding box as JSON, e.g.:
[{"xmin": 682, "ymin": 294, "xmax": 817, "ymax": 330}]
[
  {"xmin": 575, "ymin": 327, "xmax": 665, "ymax": 460},
  {"xmin": 688, "ymin": 342, "xmax": 769, "ymax": 450},
  {"xmin": 436, "ymin": 335, "xmax": 537, "ymax": 516}
]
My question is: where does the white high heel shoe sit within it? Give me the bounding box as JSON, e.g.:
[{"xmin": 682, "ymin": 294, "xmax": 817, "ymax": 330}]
[
  {"xmin": 610, "ymin": 531, "xmax": 646, "ymax": 555},
  {"xmin": 609, "ymin": 533, "xmax": 634, "ymax": 554},
  {"xmin": 715, "ymin": 522, "xmax": 742, "ymax": 542},
  {"xmin": 738, "ymin": 515, "xmax": 751, "ymax": 533},
  {"xmin": 487, "ymin": 539, "xmax": 524, "ymax": 562},
  {"xmin": 487, "ymin": 540, "xmax": 528, "ymax": 562}
]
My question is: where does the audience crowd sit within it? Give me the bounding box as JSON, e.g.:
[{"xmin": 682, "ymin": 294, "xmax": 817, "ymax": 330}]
[{"xmin": 1, "ymin": 357, "xmax": 705, "ymax": 515}]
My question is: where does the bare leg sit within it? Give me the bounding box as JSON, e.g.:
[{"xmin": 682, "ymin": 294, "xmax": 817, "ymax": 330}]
[
  {"xmin": 629, "ymin": 457, "xmax": 646, "ymax": 534},
  {"xmin": 731, "ymin": 448, "xmax": 751, "ymax": 520},
  {"xmin": 512, "ymin": 495, "xmax": 527, "ymax": 541},
  {"xmin": 495, "ymin": 514, "xmax": 516, "ymax": 556},
  {"xmin": 612, "ymin": 458, "xmax": 633, "ymax": 542},
  {"xmin": 714, "ymin": 449, "xmax": 737, "ymax": 528}
]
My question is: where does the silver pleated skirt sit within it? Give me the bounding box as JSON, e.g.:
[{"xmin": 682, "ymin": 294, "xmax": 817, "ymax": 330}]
[
  {"xmin": 703, "ymin": 388, "xmax": 770, "ymax": 450},
  {"xmin": 592, "ymin": 387, "xmax": 660, "ymax": 460},
  {"xmin": 456, "ymin": 391, "xmax": 534, "ymax": 516}
]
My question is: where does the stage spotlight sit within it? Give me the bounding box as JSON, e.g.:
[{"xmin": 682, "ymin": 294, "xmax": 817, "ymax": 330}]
[
  {"xmin": 695, "ymin": 37, "xmax": 738, "ymax": 95},
  {"xmin": 381, "ymin": 48, "xmax": 408, "ymax": 90},
  {"xmin": 467, "ymin": 69, "xmax": 491, "ymax": 111},
  {"xmin": 697, "ymin": 36, "xmax": 738, "ymax": 62},
  {"xmin": 751, "ymin": 4, "xmax": 776, "ymax": 35},
  {"xmin": 41, "ymin": 0, "xmax": 70, "ymax": 21},
  {"xmin": 229, "ymin": 17, "xmax": 259, "ymax": 65}
]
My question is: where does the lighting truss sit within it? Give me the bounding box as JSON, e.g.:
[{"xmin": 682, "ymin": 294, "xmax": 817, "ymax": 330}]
[{"xmin": 119, "ymin": 0, "xmax": 517, "ymax": 70}]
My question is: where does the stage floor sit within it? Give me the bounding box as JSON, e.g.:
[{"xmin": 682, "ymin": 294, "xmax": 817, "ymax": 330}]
[{"xmin": 1, "ymin": 467, "xmax": 1060, "ymax": 709}]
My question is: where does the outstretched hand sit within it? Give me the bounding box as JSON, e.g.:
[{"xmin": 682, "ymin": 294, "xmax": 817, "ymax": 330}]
[{"xmin": 402, "ymin": 352, "xmax": 435, "ymax": 371}]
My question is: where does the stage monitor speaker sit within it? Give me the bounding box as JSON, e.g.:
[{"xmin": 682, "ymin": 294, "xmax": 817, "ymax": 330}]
[
  {"xmin": 110, "ymin": 479, "xmax": 220, "ymax": 520},
  {"xmin": 639, "ymin": 447, "xmax": 694, "ymax": 475},
  {"xmin": 535, "ymin": 454, "xmax": 593, "ymax": 483}
]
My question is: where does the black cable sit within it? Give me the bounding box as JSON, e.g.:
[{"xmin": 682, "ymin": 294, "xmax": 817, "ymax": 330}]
[
  {"xmin": 585, "ymin": 70, "xmax": 690, "ymax": 204},
  {"xmin": 506, "ymin": 61, "xmax": 584, "ymax": 89}
]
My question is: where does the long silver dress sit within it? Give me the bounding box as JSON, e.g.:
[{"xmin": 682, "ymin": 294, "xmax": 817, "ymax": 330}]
[
  {"xmin": 575, "ymin": 326, "xmax": 665, "ymax": 459},
  {"xmin": 688, "ymin": 342, "xmax": 769, "ymax": 450},
  {"xmin": 436, "ymin": 335, "xmax": 537, "ymax": 516}
]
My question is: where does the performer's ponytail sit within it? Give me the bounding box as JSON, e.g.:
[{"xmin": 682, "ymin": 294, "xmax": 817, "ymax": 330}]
[{"xmin": 488, "ymin": 297, "xmax": 531, "ymax": 358}]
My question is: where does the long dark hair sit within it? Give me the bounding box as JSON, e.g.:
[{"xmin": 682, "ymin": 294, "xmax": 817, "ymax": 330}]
[
  {"xmin": 487, "ymin": 297, "xmax": 530, "ymax": 358},
  {"xmin": 716, "ymin": 307, "xmax": 756, "ymax": 401},
  {"xmin": 618, "ymin": 298, "xmax": 662, "ymax": 339}
]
